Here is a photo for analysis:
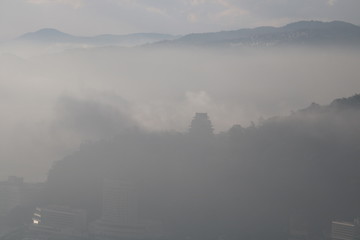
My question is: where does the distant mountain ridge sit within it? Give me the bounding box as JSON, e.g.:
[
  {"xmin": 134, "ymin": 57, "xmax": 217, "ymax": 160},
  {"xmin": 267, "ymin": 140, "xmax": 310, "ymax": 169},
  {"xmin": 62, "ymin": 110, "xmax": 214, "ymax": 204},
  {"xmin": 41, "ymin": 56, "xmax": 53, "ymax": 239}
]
[
  {"xmin": 9, "ymin": 20, "xmax": 360, "ymax": 50},
  {"xmin": 16, "ymin": 28, "xmax": 177, "ymax": 47},
  {"xmin": 18, "ymin": 28, "xmax": 74, "ymax": 42},
  {"xmin": 155, "ymin": 20, "xmax": 360, "ymax": 47}
]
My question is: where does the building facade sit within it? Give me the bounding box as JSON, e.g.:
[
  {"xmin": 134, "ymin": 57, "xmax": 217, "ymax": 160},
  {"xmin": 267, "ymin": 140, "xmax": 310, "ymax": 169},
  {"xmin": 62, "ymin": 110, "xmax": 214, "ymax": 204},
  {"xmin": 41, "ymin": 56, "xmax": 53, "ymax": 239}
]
[
  {"xmin": 90, "ymin": 178, "xmax": 164, "ymax": 240},
  {"xmin": 101, "ymin": 178, "xmax": 138, "ymax": 226},
  {"xmin": 331, "ymin": 219, "xmax": 360, "ymax": 240},
  {"xmin": 30, "ymin": 205, "xmax": 87, "ymax": 238}
]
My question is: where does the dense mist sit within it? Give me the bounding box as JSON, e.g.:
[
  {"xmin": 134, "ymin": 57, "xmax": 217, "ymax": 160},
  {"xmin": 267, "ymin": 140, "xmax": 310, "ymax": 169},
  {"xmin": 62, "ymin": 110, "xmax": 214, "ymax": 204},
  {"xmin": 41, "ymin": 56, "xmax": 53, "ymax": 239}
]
[
  {"xmin": 43, "ymin": 94, "xmax": 360, "ymax": 240},
  {"xmin": 1, "ymin": 44, "xmax": 360, "ymax": 181},
  {"xmin": 1, "ymin": 0, "xmax": 360, "ymax": 238},
  {"xmin": 1, "ymin": 18, "xmax": 360, "ymax": 239}
]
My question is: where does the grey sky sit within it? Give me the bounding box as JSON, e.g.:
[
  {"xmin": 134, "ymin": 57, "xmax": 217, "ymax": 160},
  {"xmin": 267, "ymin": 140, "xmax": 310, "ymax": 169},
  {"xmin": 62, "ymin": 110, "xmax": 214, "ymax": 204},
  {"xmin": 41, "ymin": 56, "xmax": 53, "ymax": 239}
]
[{"xmin": 1, "ymin": 0, "xmax": 360, "ymax": 40}]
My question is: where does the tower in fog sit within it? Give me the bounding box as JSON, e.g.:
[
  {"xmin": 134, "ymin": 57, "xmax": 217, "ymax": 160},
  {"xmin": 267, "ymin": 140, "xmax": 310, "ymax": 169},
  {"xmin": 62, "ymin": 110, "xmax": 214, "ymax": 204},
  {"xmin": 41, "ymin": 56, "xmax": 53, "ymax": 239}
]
[{"xmin": 189, "ymin": 113, "xmax": 214, "ymax": 137}]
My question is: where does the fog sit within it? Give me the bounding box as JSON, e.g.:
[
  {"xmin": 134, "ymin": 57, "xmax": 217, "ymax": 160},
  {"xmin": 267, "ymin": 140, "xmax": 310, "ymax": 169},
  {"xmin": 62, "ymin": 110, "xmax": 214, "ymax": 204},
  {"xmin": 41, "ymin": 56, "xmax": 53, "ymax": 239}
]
[
  {"xmin": 1, "ymin": 44, "xmax": 360, "ymax": 182},
  {"xmin": 1, "ymin": 36, "xmax": 360, "ymax": 239},
  {"xmin": 1, "ymin": 0, "xmax": 360, "ymax": 238}
]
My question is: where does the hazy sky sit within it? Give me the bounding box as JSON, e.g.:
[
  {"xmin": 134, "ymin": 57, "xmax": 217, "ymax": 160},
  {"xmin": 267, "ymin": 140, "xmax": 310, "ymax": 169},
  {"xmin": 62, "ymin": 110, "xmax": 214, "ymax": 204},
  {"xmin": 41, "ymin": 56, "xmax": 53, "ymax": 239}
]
[{"xmin": 1, "ymin": 0, "xmax": 360, "ymax": 40}]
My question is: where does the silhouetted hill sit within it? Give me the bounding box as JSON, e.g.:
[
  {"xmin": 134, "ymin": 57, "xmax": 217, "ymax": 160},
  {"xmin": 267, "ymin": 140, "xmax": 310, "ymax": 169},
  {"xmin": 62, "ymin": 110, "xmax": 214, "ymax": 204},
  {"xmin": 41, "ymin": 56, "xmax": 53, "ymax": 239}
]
[
  {"xmin": 17, "ymin": 28, "xmax": 75, "ymax": 43},
  {"xmin": 42, "ymin": 94, "xmax": 360, "ymax": 240},
  {"xmin": 299, "ymin": 94, "xmax": 360, "ymax": 113},
  {"xmin": 330, "ymin": 94, "xmax": 360, "ymax": 109},
  {"xmin": 14, "ymin": 20, "xmax": 360, "ymax": 49},
  {"xmin": 156, "ymin": 20, "xmax": 360, "ymax": 47},
  {"xmin": 16, "ymin": 29, "xmax": 177, "ymax": 46}
]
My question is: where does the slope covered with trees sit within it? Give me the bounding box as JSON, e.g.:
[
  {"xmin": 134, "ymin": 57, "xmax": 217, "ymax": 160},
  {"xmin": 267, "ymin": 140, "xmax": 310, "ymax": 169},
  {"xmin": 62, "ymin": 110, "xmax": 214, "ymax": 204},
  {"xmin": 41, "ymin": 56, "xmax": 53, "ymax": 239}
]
[{"xmin": 42, "ymin": 94, "xmax": 360, "ymax": 240}]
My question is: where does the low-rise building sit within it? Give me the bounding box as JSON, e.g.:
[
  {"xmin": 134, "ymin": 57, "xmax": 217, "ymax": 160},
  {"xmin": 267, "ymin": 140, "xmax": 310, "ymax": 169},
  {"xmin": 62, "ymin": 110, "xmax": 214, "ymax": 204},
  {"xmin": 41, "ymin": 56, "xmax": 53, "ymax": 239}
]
[
  {"xmin": 90, "ymin": 178, "xmax": 165, "ymax": 240},
  {"xmin": 29, "ymin": 205, "xmax": 87, "ymax": 239},
  {"xmin": 331, "ymin": 219, "xmax": 360, "ymax": 240}
]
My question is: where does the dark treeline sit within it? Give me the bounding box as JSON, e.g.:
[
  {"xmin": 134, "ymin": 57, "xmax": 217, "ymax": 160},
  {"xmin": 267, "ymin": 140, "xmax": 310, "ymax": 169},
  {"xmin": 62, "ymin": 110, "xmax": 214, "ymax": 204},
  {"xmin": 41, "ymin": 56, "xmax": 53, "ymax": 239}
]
[{"xmin": 40, "ymin": 94, "xmax": 360, "ymax": 240}]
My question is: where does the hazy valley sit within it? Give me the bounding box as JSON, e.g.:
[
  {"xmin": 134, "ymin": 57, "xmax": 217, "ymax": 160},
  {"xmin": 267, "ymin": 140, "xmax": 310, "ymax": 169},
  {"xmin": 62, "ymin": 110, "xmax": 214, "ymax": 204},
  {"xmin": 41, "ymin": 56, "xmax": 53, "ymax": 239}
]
[{"xmin": 1, "ymin": 19, "xmax": 360, "ymax": 240}]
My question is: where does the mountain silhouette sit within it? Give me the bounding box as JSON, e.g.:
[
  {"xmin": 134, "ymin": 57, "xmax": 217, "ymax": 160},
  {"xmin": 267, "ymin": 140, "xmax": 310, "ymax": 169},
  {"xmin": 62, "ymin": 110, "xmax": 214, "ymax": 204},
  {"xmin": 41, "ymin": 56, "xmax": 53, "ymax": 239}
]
[
  {"xmin": 17, "ymin": 28, "xmax": 75, "ymax": 42},
  {"xmin": 156, "ymin": 20, "xmax": 360, "ymax": 47},
  {"xmin": 16, "ymin": 29, "xmax": 177, "ymax": 46}
]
